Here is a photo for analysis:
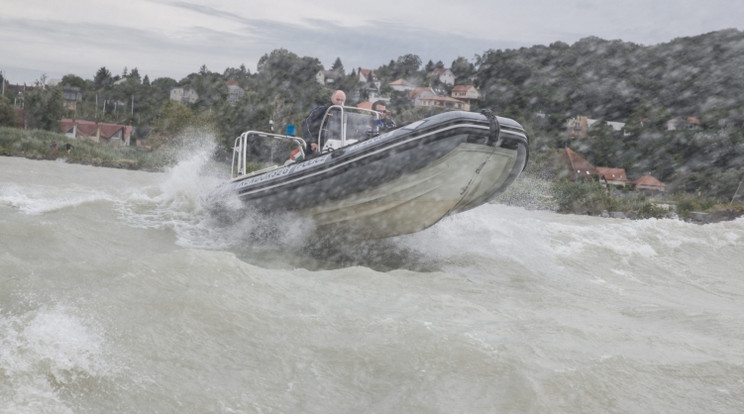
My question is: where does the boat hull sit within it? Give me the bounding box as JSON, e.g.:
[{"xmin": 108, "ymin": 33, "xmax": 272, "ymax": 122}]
[{"xmin": 308, "ymin": 143, "xmax": 522, "ymax": 238}]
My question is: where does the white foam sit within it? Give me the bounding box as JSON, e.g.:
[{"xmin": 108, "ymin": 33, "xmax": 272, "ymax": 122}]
[
  {"xmin": 0, "ymin": 306, "xmax": 111, "ymax": 413},
  {"xmin": 0, "ymin": 183, "xmax": 113, "ymax": 215}
]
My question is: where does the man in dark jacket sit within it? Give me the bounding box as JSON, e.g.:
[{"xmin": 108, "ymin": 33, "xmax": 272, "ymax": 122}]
[
  {"xmin": 371, "ymin": 100, "xmax": 396, "ymax": 133},
  {"xmin": 302, "ymin": 90, "xmax": 345, "ymax": 153}
]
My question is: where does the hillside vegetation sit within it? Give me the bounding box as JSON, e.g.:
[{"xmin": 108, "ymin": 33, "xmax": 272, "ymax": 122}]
[{"xmin": 2, "ymin": 29, "xmax": 744, "ymax": 215}]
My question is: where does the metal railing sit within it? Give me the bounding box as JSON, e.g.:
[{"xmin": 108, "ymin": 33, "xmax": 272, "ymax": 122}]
[
  {"xmin": 231, "ymin": 106, "xmax": 384, "ymax": 179},
  {"xmin": 232, "ymin": 131, "xmax": 306, "ymax": 179}
]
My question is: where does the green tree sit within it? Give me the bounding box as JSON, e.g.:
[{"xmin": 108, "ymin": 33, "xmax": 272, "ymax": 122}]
[
  {"xmin": 134, "ymin": 76, "xmax": 177, "ymax": 128},
  {"xmin": 26, "ymin": 83, "xmax": 64, "ymax": 131},
  {"xmin": 331, "ymin": 57, "xmax": 345, "ymax": 75},
  {"xmin": 61, "ymin": 74, "xmax": 88, "ymax": 89},
  {"xmin": 254, "ymin": 48, "xmax": 325, "ymax": 124},
  {"xmin": 155, "ymin": 101, "xmax": 201, "ymax": 138},
  {"xmin": 424, "ymin": 60, "xmax": 435, "ymax": 73},
  {"xmin": 0, "ymin": 94, "xmax": 16, "ymax": 127},
  {"xmin": 451, "ymin": 56, "xmax": 475, "ymax": 84},
  {"xmin": 94, "ymin": 67, "xmax": 113, "ymax": 89},
  {"xmin": 392, "ymin": 54, "xmax": 422, "ymax": 79},
  {"xmin": 131, "ymin": 68, "xmax": 141, "ymax": 81},
  {"xmin": 585, "ymin": 120, "xmax": 622, "ymax": 167}
]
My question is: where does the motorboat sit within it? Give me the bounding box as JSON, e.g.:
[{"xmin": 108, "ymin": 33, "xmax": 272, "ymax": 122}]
[{"xmin": 208, "ymin": 106, "xmax": 529, "ymax": 239}]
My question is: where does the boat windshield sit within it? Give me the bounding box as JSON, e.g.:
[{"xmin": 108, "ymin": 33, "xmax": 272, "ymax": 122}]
[
  {"xmin": 231, "ymin": 132, "xmax": 306, "ymax": 179},
  {"xmin": 318, "ymin": 105, "xmax": 381, "ymax": 152},
  {"xmin": 230, "ymin": 106, "xmax": 385, "ymax": 180}
]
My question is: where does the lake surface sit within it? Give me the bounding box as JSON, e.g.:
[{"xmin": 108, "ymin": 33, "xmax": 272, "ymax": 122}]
[{"xmin": 1, "ymin": 154, "xmax": 743, "ymax": 413}]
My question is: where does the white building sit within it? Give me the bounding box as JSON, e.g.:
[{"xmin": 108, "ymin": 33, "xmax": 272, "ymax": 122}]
[{"xmin": 169, "ymin": 86, "xmax": 198, "ymax": 104}]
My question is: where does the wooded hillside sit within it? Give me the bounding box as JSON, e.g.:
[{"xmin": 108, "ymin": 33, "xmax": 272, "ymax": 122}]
[{"xmin": 2, "ymin": 29, "xmax": 743, "ymax": 200}]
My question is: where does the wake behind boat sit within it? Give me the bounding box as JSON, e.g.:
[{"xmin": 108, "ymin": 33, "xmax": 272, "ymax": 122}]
[{"xmin": 208, "ymin": 106, "xmax": 529, "ymax": 239}]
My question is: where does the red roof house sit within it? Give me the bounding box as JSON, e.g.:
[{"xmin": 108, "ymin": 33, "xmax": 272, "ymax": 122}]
[
  {"xmin": 631, "ymin": 175, "xmax": 666, "ymax": 192},
  {"xmin": 416, "ymin": 95, "xmax": 469, "ymax": 111},
  {"xmin": 59, "ymin": 118, "xmax": 132, "ymax": 145},
  {"xmin": 565, "ymin": 147, "xmax": 598, "ymax": 180},
  {"xmin": 596, "ymin": 167, "xmax": 628, "ymax": 187}
]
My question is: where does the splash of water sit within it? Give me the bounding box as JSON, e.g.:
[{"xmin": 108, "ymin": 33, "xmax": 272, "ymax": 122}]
[
  {"xmin": 0, "ymin": 306, "xmax": 112, "ymax": 413},
  {"xmin": 113, "ymin": 128, "xmax": 319, "ymax": 253}
]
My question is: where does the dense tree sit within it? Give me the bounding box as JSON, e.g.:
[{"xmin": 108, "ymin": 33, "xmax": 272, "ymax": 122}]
[
  {"xmin": 26, "ymin": 83, "xmax": 64, "ymax": 130},
  {"xmin": 254, "ymin": 48, "xmax": 325, "ymax": 128},
  {"xmin": 129, "ymin": 68, "xmax": 141, "ymax": 83},
  {"xmin": 61, "ymin": 74, "xmax": 88, "ymax": 89},
  {"xmin": 94, "ymin": 67, "xmax": 113, "ymax": 89},
  {"xmin": 154, "ymin": 101, "xmax": 200, "ymax": 137},
  {"xmin": 424, "ymin": 60, "xmax": 435, "ymax": 73},
  {"xmin": 381, "ymin": 54, "xmax": 422, "ymax": 81},
  {"xmin": 331, "ymin": 57, "xmax": 345, "ymax": 75},
  {"xmin": 450, "ymin": 57, "xmax": 475, "ymax": 84},
  {"xmin": 184, "ymin": 69, "xmax": 228, "ymax": 111},
  {"xmin": 0, "ymin": 95, "xmax": 16, "ymax": 127},
  {"xmin": 137, "ymin": 77, "xmax": 178, "ymax": 127},
  {"xmin": 223, "ymin": 65, "xmax": 250, "ymax": 82}
]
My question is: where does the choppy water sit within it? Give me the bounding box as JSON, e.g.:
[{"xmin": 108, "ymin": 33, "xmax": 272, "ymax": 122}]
[{"xmin": 1, "ymin": 150, "xmax": 743, "ymax": 413}]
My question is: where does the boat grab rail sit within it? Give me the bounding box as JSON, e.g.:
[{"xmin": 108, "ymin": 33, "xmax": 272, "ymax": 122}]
[
  {"xmin": 231, "ymin": 131, "xmax": 307, "ymax": 179},
  {"xmin": 479, "ymin": 109, "xmax": 502, "ymax": 147}
]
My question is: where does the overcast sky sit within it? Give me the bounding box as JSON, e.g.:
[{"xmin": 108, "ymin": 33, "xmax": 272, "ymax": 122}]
[{"xmin": 1, "ymin": 0, "xmax": 742, "ymax": 84}]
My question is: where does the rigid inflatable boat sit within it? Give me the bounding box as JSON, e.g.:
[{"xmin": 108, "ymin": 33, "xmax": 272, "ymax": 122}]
[{"xmin": 208, "ymin": 106, "xmax": 529, "ymax": 239}]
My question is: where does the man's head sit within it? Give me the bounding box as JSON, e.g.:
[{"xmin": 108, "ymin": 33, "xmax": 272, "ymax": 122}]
[
  {"xmin": 331, "ymin": 90, "xmax": 346, "ymax": 105},
  {"xmin": 371, "ymin": 100, "xmax": 387, "ymax": 113}
]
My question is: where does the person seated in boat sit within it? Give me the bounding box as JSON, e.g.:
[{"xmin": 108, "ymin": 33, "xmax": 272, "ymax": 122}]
[
  {"xmin": 371, "ymin": 100, "xmax": 396, "ymax": 134},
  {"xmin": 302, "ymin": 90, "xmax": 346, "ymax": 154}
]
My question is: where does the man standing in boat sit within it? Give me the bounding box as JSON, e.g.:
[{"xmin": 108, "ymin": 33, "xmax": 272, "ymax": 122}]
[
  {"xmin": 371, "ymin": 100, "xmax": 396, "ymax": 134},
  {"xmin": 302, "ymin": 90, "xmax": 345, "ymax": 154}
]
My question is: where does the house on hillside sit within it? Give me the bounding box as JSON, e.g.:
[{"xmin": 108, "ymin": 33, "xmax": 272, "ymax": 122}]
[
  {"xmin": 666, "ymin": 116, "xmax": 700, "ymax": 131},
  {"xmin": 604, "ymin": 120, "xmax": 627, "ymax": 134},
  {"xmin": 226, "ymin": 81, "xmax": 245, "ymax": 106},
  {"xmin": 567, "ymin": 116, "xmax": 590, "ymax": 139},
  {"xmin": 409, "ymin": 87, "xmax": 436, "ymax": 106},
  {"xmin": 429, "ymin": 67, "xmax": 455, "ymax": 86},
  {"xmin": 566, "ymin": 147, "xmax": 665, "ymax": 192},
  {"xmin": 61, "ymin": 86, "xmax": 82, "ymax": 112},
  {"xmin": 451, "ymin": 85, "xmax": 481, "ymax": 105},
  {"xmin": 631, "ymin": 175, "xmax": 666, "ymax": 193},
  {"xmin": 567, "ymin": 116, "xmax": 627, "ymax": 138},
  {"xmin": 389, "ymin": 78, "xmax": 415, "ymax": 92},
  {"xmin": 416, "ymin": 95, "xmax": 469, "ymax": 111},
  {"xmin": 596, "ymin": 167, "xmax": 628, "ymax": 187},
  {"xmin": 59, "ymin": 118, "xmax": 133, "ymax": 146},
  {"xmin": 169, "ymin": 86, "xmax": 198, "ymax": 104},
  {"xmin": 565, "ymin": 147, "xmax": 598, "ymax": 180},
  {"xmin": 356, "ymin": 68, "xmax": 381, "ymax": 90},
  {"xmin": 315, "ymin": 70, "xmax": 343, "ymax": 86}
]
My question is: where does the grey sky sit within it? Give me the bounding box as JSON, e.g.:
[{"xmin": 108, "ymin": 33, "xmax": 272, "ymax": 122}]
[{"xmin": 1, "ymin": 0, "xmax": 742, "ymax": 84}]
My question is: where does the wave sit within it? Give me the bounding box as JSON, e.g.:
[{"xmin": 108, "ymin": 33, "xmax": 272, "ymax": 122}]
[{"xmin": 0, "ymin": 182, "xmax": 115, "ymax": 215}]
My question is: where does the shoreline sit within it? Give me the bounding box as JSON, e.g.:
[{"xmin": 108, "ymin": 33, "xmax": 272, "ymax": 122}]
[
  {"xmin": 493, "ymin": 175, "xmax": 744, "ymax": 225},
  {"xmin": 4, "ymin": 151, "xmax": 167, "ymax": 173}
]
